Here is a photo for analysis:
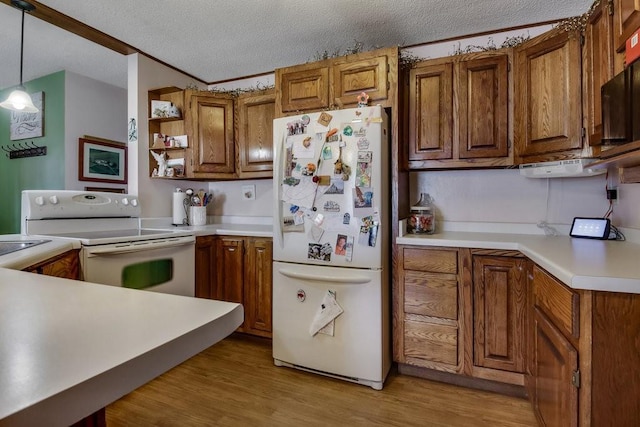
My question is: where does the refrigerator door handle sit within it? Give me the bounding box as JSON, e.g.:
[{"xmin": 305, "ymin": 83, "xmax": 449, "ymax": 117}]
[
  {"xmin": 278, "ymin": 268, "xmax": 372, "ymax": 285},
  {"xmin": 274, "ymin": 132, "xmax": 285, "ymax": 248}
]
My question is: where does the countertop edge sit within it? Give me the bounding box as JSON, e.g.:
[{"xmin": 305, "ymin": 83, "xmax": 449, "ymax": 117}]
[{"xmin": 396, "ymin": 233, "xmax": 640, "ymax": 294}]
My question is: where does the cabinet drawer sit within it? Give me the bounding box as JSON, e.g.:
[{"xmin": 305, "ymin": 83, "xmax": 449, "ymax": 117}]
[
  {"xmin": 404, "ymin": 271, "xmax": 458, "ymax": 319},
  {"xmin": 403, "ymin": 248, "xmax": 458, "ymax": 274},
  {"xmin": 404, "ymin": 319, "xmax": 458, "ymax": 365},
  {"xmin": 533, "ymin": 266, "xmax": 579, "ymax": 339}
]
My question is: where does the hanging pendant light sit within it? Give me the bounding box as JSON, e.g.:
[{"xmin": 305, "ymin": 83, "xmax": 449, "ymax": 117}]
[{"xmin": 0, "ymin": 0, "xmax": 38, "ymax": 113}]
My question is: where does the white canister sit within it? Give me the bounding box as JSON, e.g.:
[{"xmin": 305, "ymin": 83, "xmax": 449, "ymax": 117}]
[{"xmin": 189, "ymin": 206, "xmax": 207, "ymax": 226}]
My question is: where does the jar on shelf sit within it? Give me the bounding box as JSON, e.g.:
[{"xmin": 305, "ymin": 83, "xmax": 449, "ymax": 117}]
[{"xmin": 407, "ymin": 193, "xmax": 435, "ymax": 234}]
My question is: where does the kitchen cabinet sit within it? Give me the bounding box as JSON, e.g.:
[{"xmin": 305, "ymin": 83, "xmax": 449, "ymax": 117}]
[
  {"xmin": 236, "ymin": 89, "xmax": 275, "ymax": 179},
  {"xmin": 194, "ymin": 235, "xmax": 216, "ymax": 299},
  {"xmin": 395, "ymin": 246, "xmax": 462, "ymax": 372},
  {"xmin": 196, "ymin": 235, "xmax": 273, "ymax": 338},
  {"xmin": 408, "ymin": 50, "xmax": 511, "ymax": 169},
  {"xmin": 470, "ymin": 253, "xmax": 527, "ymax": 386},
  {"xmin": 583, "ymin": 0, "xmax": 617, "ymax": 148},
  {"xmin": 275, "ymin": 47, "xmax": 398, "ymax": 116},
  {"xmin": 614, "ymin": 0, "xmax": 640, "ymax": 51},
  {"xmin": 514, "ymin": 28, "xmax": 585, "ymax": 163},
  {"xmin": 147, "ymin": 87, "xmax": 188, "ymax": 179},
  {"xmin": 23, "ymin": 249, "xmax": 80, "ymax": 280},
  {"xmin": 186, "ymin": 91, "xmax": 236, "ymax": 179},
  {"xmin": 530, "ymin": 266, "xmax": 580, "ymax": 427}
]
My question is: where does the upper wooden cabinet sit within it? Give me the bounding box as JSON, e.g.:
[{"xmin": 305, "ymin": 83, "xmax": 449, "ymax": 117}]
[
  {"xmin": 583, "ymin": 0, "xmax": 617, "ymax": 148},
  {"xmin": 275, "ymin": 47, "xmax": 398, "ymax": 116},
  {"xmin": 186, "ymin": 91, "xmax": 236, "ymax": 178},
  {"xmin": 236, "ymin": 89, "xmax": 275, "ymax": 179},
  {"xmin": 514, "ymin": 29, "xmax": 584, "ymax": 163},
  {"xmin": 614, "ymin": 0, "xmax": 640, "ymax": 51},
  {"xmin": 408, "ymin": 50, "xmax": 511, "ymax": 169}
]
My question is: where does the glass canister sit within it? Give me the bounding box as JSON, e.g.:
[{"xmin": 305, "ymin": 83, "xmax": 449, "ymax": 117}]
[{"xmin": 407, "ymin": 193, "xmax": 435, "ymax": 234}]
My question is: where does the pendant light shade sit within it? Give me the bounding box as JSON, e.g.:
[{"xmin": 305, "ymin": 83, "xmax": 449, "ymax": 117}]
[
  {"xmin": 0, "ymin": 87, "xmax": 38, "ymax": 112},
  {"xmin": 1, "ymin": 0, "xmax": 38, "ymax": 113}
]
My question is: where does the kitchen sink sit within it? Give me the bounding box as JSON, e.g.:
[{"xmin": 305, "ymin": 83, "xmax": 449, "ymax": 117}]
[{"xmin": 0, "ymin": 240, "xmax": 51, "ymax": 257}]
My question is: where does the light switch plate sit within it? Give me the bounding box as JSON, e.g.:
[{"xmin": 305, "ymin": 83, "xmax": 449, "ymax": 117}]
[{"xmin": 242, "ymin": 185, "xmax": 255, "ymax": 200}]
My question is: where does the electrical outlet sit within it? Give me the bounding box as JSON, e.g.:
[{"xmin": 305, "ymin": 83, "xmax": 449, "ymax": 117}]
[
  {"xmin": 242, "ymin": 184, "xmax": 256, "ymax": 200},
  {"xmin": 607, "ymin": 188, "xmax": 618, "ymax": 204}
]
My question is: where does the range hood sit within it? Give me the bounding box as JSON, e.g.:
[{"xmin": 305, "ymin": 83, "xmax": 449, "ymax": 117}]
[{"xmin": 519, "ymin": 159, "xmax": 606, "ymax": 178}]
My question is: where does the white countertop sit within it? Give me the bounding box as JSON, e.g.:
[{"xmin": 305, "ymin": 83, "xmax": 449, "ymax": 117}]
[
  {"xmin": 0, "ymin": 269, "xmax": 243, "ymax": 426},
  {"xmin": 142, "ymin": 216, "xmax": 273, "ymax": 238},
  {"xmin": 397, "ymin": 230, "xmax": 640, "ymax": 294},
  {"xmin": 0, "ymin": 235, "xmax": 81, "ymax": 270}
]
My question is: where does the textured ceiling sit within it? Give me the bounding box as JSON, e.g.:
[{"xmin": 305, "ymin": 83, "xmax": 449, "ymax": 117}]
[{"xmin": 0, "ymin": 0, "xmax": 592, "ymax": 91}]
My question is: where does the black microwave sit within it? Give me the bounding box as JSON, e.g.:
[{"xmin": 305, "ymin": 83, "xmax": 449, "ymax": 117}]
[{"xmin": 601, "ymin": 60, "xmax": 640, "ymax": 144}]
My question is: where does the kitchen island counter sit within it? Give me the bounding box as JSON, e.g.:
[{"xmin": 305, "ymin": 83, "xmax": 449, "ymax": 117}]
[
  {"xmin": 397, "ymin": 229, "xmax": 640, "ymax": 294},
  {"xmin": 0, "ymin": 268, "xmax": 243, "ymax": 426},
  {"xmin": 0, "ymin": 234, "xmax": 80, "ymax": 270}
]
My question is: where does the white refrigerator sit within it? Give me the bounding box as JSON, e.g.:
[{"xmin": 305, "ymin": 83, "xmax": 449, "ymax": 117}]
[{"xmin": 272, "ymin": 106, "xmax": 391, "ymax": 390}]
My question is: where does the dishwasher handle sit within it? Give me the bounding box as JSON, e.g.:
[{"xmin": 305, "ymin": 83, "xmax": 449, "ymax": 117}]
[
  {"xmin": 278, "ymin": 268, "xmax": 372, "ymax": 285},
  {"xmin": 86, "ymin": 237, "xmax": 194, "ymax": 257}
]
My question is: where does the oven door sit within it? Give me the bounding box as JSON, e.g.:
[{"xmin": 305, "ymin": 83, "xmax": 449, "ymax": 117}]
[{"xmin": 81, "ymin": 235, "xmax": 195, "ymax": 297}]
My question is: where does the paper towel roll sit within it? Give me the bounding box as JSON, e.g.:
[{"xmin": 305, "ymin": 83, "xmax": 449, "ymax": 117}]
[{"xmin": 172, "ymin": 191, "xmax": 186, "ymax": 225}]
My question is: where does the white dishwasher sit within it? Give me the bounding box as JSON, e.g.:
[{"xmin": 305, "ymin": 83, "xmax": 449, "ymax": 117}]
[{"xmin": 272, "ymin": 262, "xmax": 390, "ymax": 390}]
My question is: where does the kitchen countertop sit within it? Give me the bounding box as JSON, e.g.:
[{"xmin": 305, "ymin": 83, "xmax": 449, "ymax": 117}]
[
  {"xmin": 0, "ymin": 235, "xmax": 81, "ymax": 270},
  {"xmin": 141, "ymin": 216, "xmax": 273, "ymax": 238},
  {"xmin": 0, "ymin": 268, "xmax": 243, "ymax": 426},
  {"xmin": 397, "ymin": 229, "xmax": 640, "ymax": 294}
]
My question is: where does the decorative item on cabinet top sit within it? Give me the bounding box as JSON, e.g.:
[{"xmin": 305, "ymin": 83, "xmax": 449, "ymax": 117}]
[{"xmin": 1, "ymin": 141, "xmax": 47, "ymax": 159}]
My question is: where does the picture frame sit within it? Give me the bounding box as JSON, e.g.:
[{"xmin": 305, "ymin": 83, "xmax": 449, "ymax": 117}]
[
  {"xmin": 78, "ymin": 137, "xmax": 127, "ymax": 184},
  {"xmin": 10, "ymin": 91, "xmax": 44, "ymax": 140}
]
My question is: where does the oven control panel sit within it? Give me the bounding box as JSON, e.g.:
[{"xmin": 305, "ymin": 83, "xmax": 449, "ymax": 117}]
[{"xmin": 22, "ymin": 190, "xmax": 141, "ymax": 220}]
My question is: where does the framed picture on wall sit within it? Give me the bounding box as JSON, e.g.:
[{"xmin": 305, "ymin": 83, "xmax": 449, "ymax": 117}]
[
  {"xmin": 84, "ymin": 186, "xmax": 126, "ymax": 194},
  {"xmin": 78, "ymin": 137, "xmax": 127, "ymax": 184},
  {"xmin": 10, "ymin": 91, "xmax": 44, "ymax": 140}
]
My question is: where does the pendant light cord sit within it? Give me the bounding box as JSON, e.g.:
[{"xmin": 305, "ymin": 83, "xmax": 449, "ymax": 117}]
[{"xmin": 19, "ymin": 7, "xmax": 25, "ymax": 86}]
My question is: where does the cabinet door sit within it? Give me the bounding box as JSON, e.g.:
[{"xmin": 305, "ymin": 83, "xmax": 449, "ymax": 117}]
[
  {"xmin": 236, "ymin": 90, "xmax": 275, "ymax": 178},
  {"xmin": 214, "ymin": 237, "xmax": 244, "ymax": 305},
  {"xmin": 473, "ymin": 256, "xmax": 527, "ymax": 373},
  {"xmin": 533, "ymin": 308, "xmax": 579, "ymax": 427},
  {"xmin": 24, "ymin": 250, "xmax": 80, "ymax": 280},
  {"xmin": 244, "ymin": 238, "xmax": 273, "ymax": 337},
  {"xmin": 194, "ymin": 236, "xmax": 215, "ymax": 299},
  {"xmin": 458, "ymin": 54, "xmax": 509, "ymax": 159},
  {"xmin": 584, "ymin": 0, "xmax": 616, "ymax": 146},
  {"xmin": 189, "ymin": 94, "xmax": 235, "ymax": 175},
  {"xmin": 614, "ymin": 0, "xmax": 640, "ymax": 50},
  {"xmin": 514, "ymin": 30, "xmax": 583, "ymax": 162},
  {"xmin": 408, "ymin": 62, "xmax": 454, "ymax": 161},
  {"xmin": 332, "ymin": 54, "xmax": 388, "ymax": 108},
  {"xmin": 276, "ymin": 65, "xmax": 330, "ymax": 113}
]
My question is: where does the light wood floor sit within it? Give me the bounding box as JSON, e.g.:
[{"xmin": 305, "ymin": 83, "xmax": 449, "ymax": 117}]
[{"xmin": 107, "ymin": 334, "xmax": 537, "ymax": 427}]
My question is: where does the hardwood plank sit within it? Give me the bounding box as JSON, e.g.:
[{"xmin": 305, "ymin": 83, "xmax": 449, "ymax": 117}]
[{"xmin": 107, "ymin": 334, "xmax": 536, "ymax": 426}]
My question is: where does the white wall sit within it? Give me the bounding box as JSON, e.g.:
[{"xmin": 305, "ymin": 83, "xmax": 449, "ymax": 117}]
[
  {"xmin": 410, "ymin": 169, "xmax": 640, "ymax": 233},
  {"xmin": 127, "ymin": 53, "xmax": 207, "ymax": 216},
  {"xmin": 64, "ymin": 71, "xmax": 127, "ymax": 191}
]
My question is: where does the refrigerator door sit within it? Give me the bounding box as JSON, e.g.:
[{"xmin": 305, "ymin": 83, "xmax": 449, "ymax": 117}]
[
  {"xmin": 272, "ymin": 261, "xmax": 390, "ymax": 389},
  {"xmin": 272, "ymin": 106, "xmax": 389, "ymax": 270}
]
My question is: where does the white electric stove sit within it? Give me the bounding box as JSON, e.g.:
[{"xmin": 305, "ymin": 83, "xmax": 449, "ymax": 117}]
[{"xmin": 21, "ymin": 190, "xmax": 195, "ymax": 296}]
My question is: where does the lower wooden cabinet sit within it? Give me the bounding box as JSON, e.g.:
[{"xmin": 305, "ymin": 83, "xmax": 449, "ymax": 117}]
[
  {"xmin": 470, "ymin": 254, "xmax": 528, "ymax": 385},
  {"xmin": 530, "ymin": 265, "xmax": 580, "ymax": 426},
  {"xmin": 395, "ymin": 246, "xmax": 462, "ymax": 372},
  {"xmin": 532, "ymin": 307, "xmax": 579, "ymax": 427},
  {"xmin": 195, "ymin": 235, "xmax": 272, "ymax": 338},
  {"xmin": 23, "ymin": 250, "xmax": 80, "ymax": 280}
]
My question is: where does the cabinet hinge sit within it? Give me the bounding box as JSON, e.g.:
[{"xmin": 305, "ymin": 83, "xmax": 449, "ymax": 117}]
[
  {"xmin": 580, "ymin": 33, "xmax": 585, "ymax": 46},
  {"xmin": 607, "ymin": 0, "xmax": 614, "ymax": 16},
  {"xmin": 572, "ymin": 370, "xmax": 581, "ymax": 388},
  {"xmin": 581, "ymin": 127, "xmax": 586, "ymax": 142}
]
